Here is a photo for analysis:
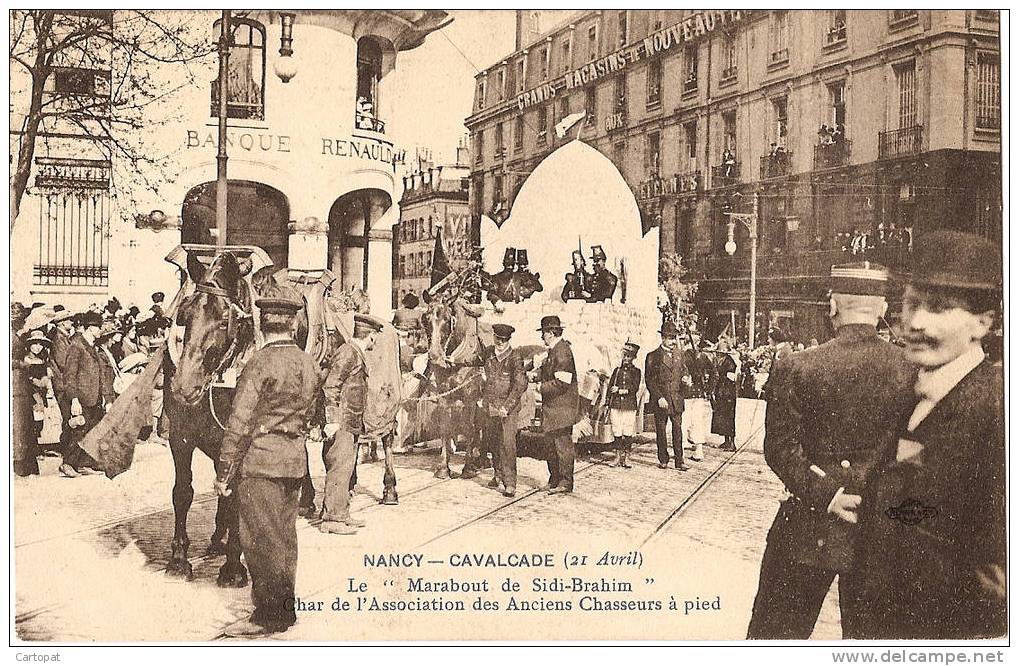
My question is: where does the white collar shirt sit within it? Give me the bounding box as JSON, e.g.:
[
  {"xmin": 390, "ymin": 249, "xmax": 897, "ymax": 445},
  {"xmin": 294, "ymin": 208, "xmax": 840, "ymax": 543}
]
[{"xmin": 908, "ymin": 346, "xmax": 985, "ymax": 432}]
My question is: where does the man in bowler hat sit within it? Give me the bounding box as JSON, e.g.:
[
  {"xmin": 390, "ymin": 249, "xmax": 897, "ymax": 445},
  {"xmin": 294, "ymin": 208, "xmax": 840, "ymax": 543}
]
[
  {"xmin": 857, "ymin": 231, "xmax": 1004, "ymax": 639},
  {"xmin": 644, "ymin": 321, "xmax": 691, "ymax": 471},
  {"xmin": 746, "ymin": 262, "xmax": 915, "ymax": 639},
  {"xmin": 529, "ymin": 315, "xmax": 580, "ymax": 494}
]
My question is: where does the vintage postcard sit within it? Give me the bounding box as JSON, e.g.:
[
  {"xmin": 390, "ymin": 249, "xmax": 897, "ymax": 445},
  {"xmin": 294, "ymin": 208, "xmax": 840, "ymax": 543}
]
[{"xmin": 8, "ymin": 8, "xmax": 1006, "ymax": 651}]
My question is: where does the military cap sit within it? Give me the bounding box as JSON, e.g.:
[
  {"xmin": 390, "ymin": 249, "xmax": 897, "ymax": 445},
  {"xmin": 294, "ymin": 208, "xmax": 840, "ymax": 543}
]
[
  {"xmin": 830, "ymin": 261, "xmax": 889, "ymax": 296},
  {"xmin": 908, "ymin": 230, "xmax": 1001, "ymax": 292},
  {"xmin": 515, "ymin": 249, "xmax": 529, "ymax": 268},
  {"xmin": 151, "ymin": 291, "xmax": 165, "ymax": 303},
  {"xmin": 25, "ymin": 330, "xmax": 51, "ymax": 346},
  {"xmin": 659, "ymin": 321, "xmax": 680, "ymax": 338},
  {"xmin": 256, "ymin": 296, "xmax": 303, "ymax": 315},
  {"xmin": 622, "ymin": 339, "xmax": 640, "ymax": 355},
  {"xmin": 79, "ymin": 311, "xmax": 103, "ymax": 328},
  {"xmin": 590, "ymin": 245, "xmax": 607, "ymax": 261},
  {"xmin": 536, "ymin": 315, "xmax": 564, "ymax": 332},
  {"xmin": 353, "ymin": 313, "xmax": 384, "ymax": 335},
  {"xmin": 503, "ymin": 248, "xmax": 517, "ymax": 266},
  {"xmin": 492, "ymin": 323, "xmax": 515, "ymax": 339}
]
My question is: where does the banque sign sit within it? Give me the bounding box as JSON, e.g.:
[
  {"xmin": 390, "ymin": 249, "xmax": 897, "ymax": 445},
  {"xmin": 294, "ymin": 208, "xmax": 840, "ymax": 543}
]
[{"xmin": 516, "ymin": 10, "xmax": 750, "ymax": 111}]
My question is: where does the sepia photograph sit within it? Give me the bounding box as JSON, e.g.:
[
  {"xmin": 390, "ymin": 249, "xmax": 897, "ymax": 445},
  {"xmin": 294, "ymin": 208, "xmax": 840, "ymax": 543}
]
[{"xmin": 7, "ymin": 7, "xmax": 1007, "ymax": 653}]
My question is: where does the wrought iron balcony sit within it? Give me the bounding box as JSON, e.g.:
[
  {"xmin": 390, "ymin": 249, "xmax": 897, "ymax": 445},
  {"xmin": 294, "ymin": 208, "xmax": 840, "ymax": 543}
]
[
  {"xmin": 711, "ymin": 162, "xmax": 740, "ymax": 187},
  {"xmin": 814, "ymin": 139, "xmax": 852, "ymax": 169},
  {"xmin": 878, "ymin": 125, "xmax": 923, "ymax": 159},
  {"xmin": 355, "ymin": 112, "xmax": 386, "ymax": 134},
  {"xmin": 760, "ymin": 151, "xmax": 793, "ymax": 179}
]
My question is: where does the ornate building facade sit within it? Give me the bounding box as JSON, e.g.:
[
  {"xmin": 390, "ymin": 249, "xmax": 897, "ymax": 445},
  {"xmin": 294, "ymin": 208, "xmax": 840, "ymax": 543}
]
[{"xmin": 464, "ymin": 10, "xmax": 1000, "ymax": 343}]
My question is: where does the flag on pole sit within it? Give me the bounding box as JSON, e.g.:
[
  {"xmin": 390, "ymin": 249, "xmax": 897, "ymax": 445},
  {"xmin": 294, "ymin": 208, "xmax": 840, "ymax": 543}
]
[{"xmin": 429, "ymin": 223, "xmax": 451, "ymax": 288}]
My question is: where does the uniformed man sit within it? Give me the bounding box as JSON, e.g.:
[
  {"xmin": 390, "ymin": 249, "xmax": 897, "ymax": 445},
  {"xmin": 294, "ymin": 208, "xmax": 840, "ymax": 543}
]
[
  {"xmin": 561, "ymin": 250, "xmax": 592, "ymax": 302},
  {"xmin": 213, "ymin": 291, "xmax": 322, "ymax": 637},
  {"xmin": 529, "ymin": 315, "xmax": 580, "ymax": 494},
  {"xmin": 857, "ymin": 231, "xmax": 1004, "ymax": 639},
  {"xmin": 150, "ymin": 291, "xmax": 166, "ymax": 319},
  {"xmin": 320, "ymin": 313, "xmax": 382, "ymax": 535},
  {"xmin": 644, "ymin": 321, "xmax": 691, "ymax": 471},
  {"xmin": 474, "ymin": 323, "xmax": 527, "ymax": 497},
  {"xmin": 586, "ymin": 245, "xmax": 618, "ymax": 303},
  {"xmin": 607, "ymin": 340, "xmax": 642, "ymax": 469},
  {"xmin": 746, "ymin": 262, "xmax": 916, "ymax": 640}
]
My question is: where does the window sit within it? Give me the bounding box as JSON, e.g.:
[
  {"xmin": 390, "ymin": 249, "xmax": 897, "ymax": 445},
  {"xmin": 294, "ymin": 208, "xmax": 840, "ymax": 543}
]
[
  {"xmin": 773, "ymin": 97, "xmax": 788, "ymax": 146},
  {"xmin": 495, "ymin": 123, "xmax": 505, "ymax": 156},
  {"xmin": 495, "ymin": 69, "xmax": 505, "ymax": 102},
  {"xmin": 514, "ymin": 115, "xmax": 525, "ymax": 151},
  {"xmin": 516, "ymin": 59, "xmax": 526, "ymax": 92},
  {"xmin": 477, "ymin": 78, "xmax": 487, "ymax": 110},
  {"xmin": 494, "ymin": 175, "xmax": 504, "ymax": 207},
  {"xmin": 645, "ymin": 131, "xmax": 661, "ymax": 175},
  {"xmin": 54, "ymin": 66, "xmax": 111, "ymax": 98},
  {"xmin": 538, "ymin": 46, "xmax": 549, "ymax": 80},
  {"xmin": 683, "ymin": 46, "xmax": 698, "ymax": 92},
  {"xmin": 684, "ymin": 121, "xmax": 697, "ymax": 162},
  {"xmin": 584, "ymin": 87, "xmax": 596, "ymax": 124},
  {"xmin": 826, "ymin": 10, "xmax": 847, "ymax": 44},
  {"xmin": 614, "ymin": 74, "xmax": 627, "ymax": 113},
  {"xmin": 473, "ymin": 176, "xmax": 485, "ymax": 217},
  {"xmin": 975, "ymin": 10, "xmax": 997, "ymax": 21},
  {"xmin": 618, "ymin": 11, "xmax": 629, "ymax": 46},
  {"xmin": 613, "ymin": 141, "xmax": 627, "ymax": 172},
  {"xmin": 769, "ymin": 11, "xmax": 789, "ymax": 64},
  {"xmin": 211, "ymin": 18, "xmax": 266, "ymax": 120},
  {"xmin": 561, "ymin": 37, "xmax": 572, "ymax": 73},
  {"xmin": 890, "ymin": 10, "xmax": 918, "ymax": 24},
  {"xmin": 895, "ymin": 61, "xmax": 917, "ymax": 128},
  {"xmin": 558, "ymin": 95, "xmax": 571, "ymax": 123},
  {"xmin": 536, "ymin": 104, "xmax": 548, "ymax": 138},
  {"xmin": 829, "ymin": 80, "xmax": 847, "ymax": 131},
  {"xmin": 588, "ymin": 25, "xmax": 598, "ymax": 61},
  {"xmin": 721, "ymin": 33, "xmax": 738, "ymax": 81},
  {"xmin": 723, "ymin": 111, "xmax": 737, "ymax": 151},
  {"xmin": 475, "ymin": 130, "xmax": 484, "ymax": 164},
  {"xmin": 976, "ymin": 53, "xmax": 1000, "ymax": 129},
  {"xmin": 646, "ymin": 59, "xmax": 662, "ymax": 108}
]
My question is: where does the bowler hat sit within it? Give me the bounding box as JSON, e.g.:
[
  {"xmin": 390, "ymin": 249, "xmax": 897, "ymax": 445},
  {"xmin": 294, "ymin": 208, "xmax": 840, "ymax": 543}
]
[
  {"xmin": 659, "ymin": 321, "xmax": 680, "ymax": 337},
  {"xmin": 492, "ymin": 323, "xmax": 515, "ymax": 339},
  {"xmin": 536, "ymin": 315, "xmax": 564, "ymax": 332},
  {"xmin": 907, "ymin": 230, "xmax": 1001, "ymax": 292}
]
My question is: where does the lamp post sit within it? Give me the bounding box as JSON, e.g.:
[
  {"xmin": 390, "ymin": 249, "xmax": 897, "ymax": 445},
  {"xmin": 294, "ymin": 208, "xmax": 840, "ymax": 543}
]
[
  {"xmin": 215, "ymin": 10, "xmax": 231, "ymax": 247},
  {"xmin": 724, "ymin": 191, "xmax": 759, "ymax": 348}
]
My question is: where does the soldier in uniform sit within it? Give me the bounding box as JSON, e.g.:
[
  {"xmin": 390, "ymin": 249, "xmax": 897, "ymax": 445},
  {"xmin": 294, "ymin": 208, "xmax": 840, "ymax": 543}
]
[
  {"xmin": 213, "ymin": 291, "xmax": 323, "ymax": 637},
  {"xmin": 529, "ymin": 315, "xmax": 580, "ymax": 494},
  {"xmin": 607, "ymin": 340, "xmax": 642, "ymax": 469},
  {"xmin": 586, "ymin": 245, "xmax": 618, "ymax": 303},
  {"xmin": 857, "ymin": 231, "xmax": 1004, "ymax": 639},
  {"xmin": 320, "ymin": 313, "xmax": 382, "ymax": 535},
  {"xmin": 473, "ymin": 323, "xmax": 527, "ymax": 497},
  {"xmin": 746, "ymin": 262, "xmax": 916, "ymax": 640},
  {"xmin": 561, "ymin": 250, "xmax": 592, "ymax": 302},
  {"xmin": 644, "ymin": 321, "xmax": 691, "ymax": 471}
]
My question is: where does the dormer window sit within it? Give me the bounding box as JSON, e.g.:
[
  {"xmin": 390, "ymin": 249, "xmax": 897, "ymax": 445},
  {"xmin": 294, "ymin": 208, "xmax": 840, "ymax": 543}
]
[{"xmin": 210, "ymin": 17, "xmax": 265, "ymax": 120}]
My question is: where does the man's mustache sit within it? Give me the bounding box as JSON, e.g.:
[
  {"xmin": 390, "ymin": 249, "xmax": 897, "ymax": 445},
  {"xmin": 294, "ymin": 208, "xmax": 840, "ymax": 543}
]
[{"xmin": 902, "ymin": 334, "xmax": 939, "ymax": 347}]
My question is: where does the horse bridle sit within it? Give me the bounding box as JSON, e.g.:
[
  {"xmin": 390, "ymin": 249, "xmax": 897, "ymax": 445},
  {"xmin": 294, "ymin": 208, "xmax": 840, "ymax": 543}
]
[{"xmin": 193, "ymin": 281, "xmax": 252, "ymax": 380}]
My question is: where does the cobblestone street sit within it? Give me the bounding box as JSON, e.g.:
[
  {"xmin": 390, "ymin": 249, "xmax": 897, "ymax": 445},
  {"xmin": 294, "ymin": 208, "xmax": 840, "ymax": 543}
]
[{"xmin": 14, "ymin": 431, "xmax": 841, "ymax": 642}]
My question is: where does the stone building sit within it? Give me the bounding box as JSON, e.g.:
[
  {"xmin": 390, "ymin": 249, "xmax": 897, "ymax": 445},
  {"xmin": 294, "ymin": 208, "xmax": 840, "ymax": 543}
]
[
  {"xmin": 464, "ymin": 9, "xmax": 1000, "ymax": 343},
  {"xmin": 11, "ymin": 10, "xmax": 451, "ymax": 315},
  {"xmin": 392, "ymin": 144, "xmax": 472, "ymax": 306}
]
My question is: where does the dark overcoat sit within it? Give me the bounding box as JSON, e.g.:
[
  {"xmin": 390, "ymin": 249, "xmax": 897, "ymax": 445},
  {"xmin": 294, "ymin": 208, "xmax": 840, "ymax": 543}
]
[
  {"xmin": 323, "ymin": 342, "xmax": 369, "ymax": 436},
  {"xmin": 857, "ymin": 360, "xmax": 1005, "ymax": 639},
  {"xmin": 644, "ymin": 345, "xmax": 688, "ymax": 416},
  {"xmin": 64, "ymin": 335, "xmax": 105, "ymax": 408},
  {"xmin": 538, "ymin": 338, "xmax": 579, "ymax": 433},
  {"xmin": 761, "ymin": 324, "xmax": 915, "ymax": 572}
]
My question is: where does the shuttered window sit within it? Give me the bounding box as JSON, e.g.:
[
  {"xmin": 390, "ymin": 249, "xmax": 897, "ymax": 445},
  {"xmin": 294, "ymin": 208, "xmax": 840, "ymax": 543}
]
[{"xmin": 976, "ymin": 53, "xmax": 1000, "ymax": 129}]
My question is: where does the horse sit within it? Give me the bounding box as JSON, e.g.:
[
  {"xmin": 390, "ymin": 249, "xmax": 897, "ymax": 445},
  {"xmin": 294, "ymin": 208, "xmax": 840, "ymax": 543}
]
[
  {"xmin": 418, "ymin": 295, "xmax": 486, "ymax": 478},
  {"xmin": 164, "ymin": 249, "xmax": 256, "ymax": 585}
]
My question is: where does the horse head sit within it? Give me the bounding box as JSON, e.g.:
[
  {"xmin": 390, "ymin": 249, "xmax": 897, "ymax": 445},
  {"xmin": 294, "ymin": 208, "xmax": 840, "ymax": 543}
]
[
  {"xmin": 170, "ymin": 250, "xmax": 252, "ymax": 405},
  {"xmin": 421, "ymin": 297, "xmax": 454, "ymax": 369}
]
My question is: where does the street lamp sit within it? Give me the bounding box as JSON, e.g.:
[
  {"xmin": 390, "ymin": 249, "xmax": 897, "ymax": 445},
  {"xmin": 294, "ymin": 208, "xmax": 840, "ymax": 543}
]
[
  {"xmin": 723, "ymin": 191, "xmax": 759, "ymax": 348},
  {"xmin": 274, "ymin": 12, "xmax": 297, "ymax": 83}
]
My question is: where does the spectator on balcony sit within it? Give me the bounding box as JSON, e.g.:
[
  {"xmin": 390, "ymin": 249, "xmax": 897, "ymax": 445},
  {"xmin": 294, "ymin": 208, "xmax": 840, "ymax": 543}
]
[
  {"xmin": 832, "ymin": 123, "xmax": 845, "ymax": 144},
  {"xmin": 721, "ymin": 147, "xmax": 736, "ymax": 178},
  {"xmin": 819, "ymin": 124, "xmax": 835, "ymax": 146}
]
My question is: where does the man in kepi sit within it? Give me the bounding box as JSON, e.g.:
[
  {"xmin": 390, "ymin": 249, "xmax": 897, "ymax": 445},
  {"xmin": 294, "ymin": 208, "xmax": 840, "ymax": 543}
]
[
  {"xmin": 529, "ymin": 315, "xmax": 580, "ymax": 494},
  {"xmin": 746, "ymin": 262, "xmax": 915, "ymax": 640},
  {"xmin": 858, "ymin": 231, "xmax": 1004, "ymax": 639},
  {"xmin": 607, "ymin": 340, "xmax": 642, "ymax": 469},
  {"xmin": 475, "ymin": 323, "xmax": 527, "ymax": 497},
  {"xmin": 214, "ymin": 290, "xmax": 323, "ymax": 637},
  {"xmin": 320, "ymin": 313, "xmax": 382, "ymax": 535},
  {"xmin": 586, "ymin": 245, "xmax": 618, "ymax": 303}
]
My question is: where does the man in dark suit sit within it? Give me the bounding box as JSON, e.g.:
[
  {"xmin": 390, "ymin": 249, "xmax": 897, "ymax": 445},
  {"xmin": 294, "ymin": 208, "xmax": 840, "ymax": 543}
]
[
  {"xmin": 858, "ymin": 231, "xmax": 1004, "ymax": 639},
  {"xmin": 746, "ymin": 262, "xmax": 916, "ymax": 639},
  {"xmin": 530, "ymin": 315, "xmax": 580, "ymax": 494},
  {"xmin": 644, "ymin": 321, "xmax": 691, "ymax": 471},
  {"xmin": 60, "ymin": 311, "xmax": 107, "ymax": 477},
  {"xmin": 48, "ymin": 309, "xmax": 77, "ymax": 457},
  {"xmin": 473, "ymin": 323, "xmax": 527, "ymax": 497}
]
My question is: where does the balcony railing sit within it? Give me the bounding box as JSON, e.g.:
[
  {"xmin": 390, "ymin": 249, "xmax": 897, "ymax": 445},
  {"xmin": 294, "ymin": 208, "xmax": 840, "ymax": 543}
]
[
  {"xmin": 760, "ymin": 151, "xmax": 793, "ymax": 179},
  {"xmin": 814, "ymin": 139, "xmax": 852, "ymax": 169},
  {"xmin": 977, "ymin": 115, "xmax": 1001, "ymax": 130},
  {"xmin": 720, "ymin": 66, "xmax": 738, "ymax": 82},
  {"xmin": 878, "ymin": 125, "xmax": 923, "ymax": 159},
  {"xmin": 769, "ymin": 48, "xmax": 789, "ymax": 65},
  {"xmin": 711, "ymin": 162, "xmax": 741, "ymax": 187},
  {"xmin": 683, "ymin": 75, "xmax": 698, "ymax": 93},
  {"xmin": 824, "ymin": 24, "xmax": 847, "ymax": 46},
  {"xmin": 355, "ymin": 112, "xmax": 386, "ymax": 134}
]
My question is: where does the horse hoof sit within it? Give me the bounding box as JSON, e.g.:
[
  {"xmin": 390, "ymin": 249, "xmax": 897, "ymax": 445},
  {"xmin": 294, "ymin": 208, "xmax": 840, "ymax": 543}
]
[
  {"xmin": 206, "ymin": 540, "xmax": 227, "ymax": 556},
  {"xmin": 434, "ymin": 468, "xmax": 450, "ymax": 480},
  {"xmin": 165, "ymin": 559, "xmax": 194, "ymax": 581},
  {"xmin": 217, "ymin": 563, "xmax": 249, "ymax": 588},
  {"xmin": 381, "ymin": 490, "xmax": 399, "ymax": 505}
]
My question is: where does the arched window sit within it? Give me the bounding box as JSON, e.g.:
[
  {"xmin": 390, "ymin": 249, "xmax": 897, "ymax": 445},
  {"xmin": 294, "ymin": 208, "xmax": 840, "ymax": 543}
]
[
  {"xmin": 211, "ymin": 18, "xmax": 266, "ymax": 120},
  {"xmin": 355, "ymin": 37, "xmax": 384, "ymax": 132}
]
